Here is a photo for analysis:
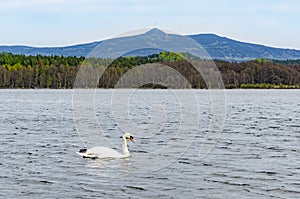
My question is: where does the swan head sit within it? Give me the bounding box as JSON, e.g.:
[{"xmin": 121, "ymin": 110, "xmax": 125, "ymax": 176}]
[{"xmin": 123, "ymin": 133, "xmax": 135, "ymax": 143}]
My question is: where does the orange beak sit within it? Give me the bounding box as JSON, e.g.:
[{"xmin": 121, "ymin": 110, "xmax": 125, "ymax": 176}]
[{"xmin": 129, "ymin": 137, "xmax": 135, "ymax": 143}]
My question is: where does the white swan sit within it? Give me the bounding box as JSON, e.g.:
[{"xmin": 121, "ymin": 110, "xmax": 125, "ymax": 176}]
[{"xmin": 77, "ymin": 133, "xmax": 135, "ymax": 159}]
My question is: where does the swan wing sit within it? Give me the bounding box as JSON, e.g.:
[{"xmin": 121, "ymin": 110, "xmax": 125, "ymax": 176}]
[{"xmin": 87, "ymin": 146, "xmax": 123, "ymax": 158}]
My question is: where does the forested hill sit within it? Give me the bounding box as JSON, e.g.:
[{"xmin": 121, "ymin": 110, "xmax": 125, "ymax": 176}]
[
  {"xmin": 0, "ymin": 52, "xmax": 299, "ymax": 89},
  {"xmin": 189, "ymin": 34, "xmax": 300, "ymax": 61},
  {"xmin": 1, "ymin": 28, "xmax": 300, "ymax": 61}
]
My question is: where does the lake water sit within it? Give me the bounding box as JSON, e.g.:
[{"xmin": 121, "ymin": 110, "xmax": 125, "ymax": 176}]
[{"xmin": 0, "ymin": 89, "xmax": 299, "ymax": 198}]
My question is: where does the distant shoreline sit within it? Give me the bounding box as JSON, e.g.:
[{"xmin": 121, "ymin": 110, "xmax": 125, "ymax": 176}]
[
  {"xmin": 0, "ymin": 86, "xmax": 299, "ymax": 90},
  {"xmin": 1, "ymin": 53, "xmax": 299, "ymax": 89}
]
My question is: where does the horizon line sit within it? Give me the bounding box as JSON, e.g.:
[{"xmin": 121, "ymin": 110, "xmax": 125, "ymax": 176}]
[{"xmin": 0, "ymin": 28, "xmax": 299, "ymax": 51}]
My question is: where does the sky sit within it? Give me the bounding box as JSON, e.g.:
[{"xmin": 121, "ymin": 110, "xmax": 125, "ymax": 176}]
[{"xmin": 0, "ymin": 0, "xmax": 299, "ymax": 49}]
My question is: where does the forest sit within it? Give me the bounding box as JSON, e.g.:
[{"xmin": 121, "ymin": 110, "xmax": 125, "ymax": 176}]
[{"xmin": 0, "ymin": 52, "xmax": 299, "ymax": 89}]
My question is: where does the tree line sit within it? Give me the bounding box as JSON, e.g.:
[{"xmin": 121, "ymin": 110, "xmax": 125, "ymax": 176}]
[
  {"xmin": 217, "ymin": 60, "xmax": 300, "ymax": 88},
  {"xmin": 0, "ymin": 52, "xmax": 299, "ymax": 89}
]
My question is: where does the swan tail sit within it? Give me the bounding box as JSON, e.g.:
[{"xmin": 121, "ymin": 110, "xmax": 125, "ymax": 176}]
[
  {"xmin": 77, "ymin": 149, "xmax": 98, "ymax": 159},
  {"xmin": 79, "ymin": 148, "xmax": 87, "ymax": 153}
]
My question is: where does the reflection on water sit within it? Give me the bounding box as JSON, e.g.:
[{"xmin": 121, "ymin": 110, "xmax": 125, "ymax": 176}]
[{"xmin": 0, "ymin": 89, "xmax": 299, "ymax": 198}]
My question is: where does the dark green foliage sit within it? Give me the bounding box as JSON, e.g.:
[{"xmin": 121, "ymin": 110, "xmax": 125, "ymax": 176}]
[
  {"xmin": 0, "ymin": 52, "xmax": 85, "ymax": 67},
  {"xmin": 139, "ymin": 83, "xmax": 168, "ymax": 89},
  {"xmin": 240, "ymin": 83, "xmax": 300, "ymax": 89},
  {"xmin": 270, "ymin": 59, "xmax": 300, "ymax": 65},
  {"xmin": 217, "ymin": 60, "xmax": 300, "ymax": 88},
  {"xmin": 0, "ymin": 52, "xmax": 299, "ymax": 89},
  {"xmin": 0, "ymin": 53, "xmax": 85, "ymax": 88}
]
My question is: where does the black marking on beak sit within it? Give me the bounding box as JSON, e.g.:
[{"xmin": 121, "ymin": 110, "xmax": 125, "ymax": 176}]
[{"xmin": 129, "ymin": 136, "xmax": 135, "ymax": 143}]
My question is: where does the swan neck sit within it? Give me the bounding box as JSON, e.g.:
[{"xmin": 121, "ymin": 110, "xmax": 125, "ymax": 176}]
[{"xmin": 122, "ymin": 137, "xmax": 129, "ymax": 157}]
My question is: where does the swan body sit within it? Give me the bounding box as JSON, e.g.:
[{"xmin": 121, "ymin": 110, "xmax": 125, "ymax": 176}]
[{"xmin": 77, "ymin": 133, "xmax": 134, "ymax": 159}]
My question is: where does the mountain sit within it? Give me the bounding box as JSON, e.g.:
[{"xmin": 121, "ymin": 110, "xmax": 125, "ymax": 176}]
[
  {"xmin": 1, "ymin": 28, "xmax": 300, "ymax": 61},
  {"xmin": 189, "ymin": 34, "xmax": 300, "ymax": 61},
  {"xmin": 0, "ymin": 42, "xmax": 100, "ymax": 58},
  {"xmin": 85, "ymin": 28, "xmax": 210, "ymax": 58}
]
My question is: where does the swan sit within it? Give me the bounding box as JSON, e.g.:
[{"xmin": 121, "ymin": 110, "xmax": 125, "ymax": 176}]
[{"xmin": 77, "ymin": 133, "xmax": 135, "ymax": 159}]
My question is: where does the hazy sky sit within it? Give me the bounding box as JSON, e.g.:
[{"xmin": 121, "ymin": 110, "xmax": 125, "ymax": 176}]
[{"xmin": 1, "ymin": 0, "xmax": 299, "ymax": 49}]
